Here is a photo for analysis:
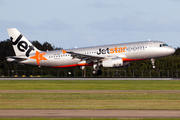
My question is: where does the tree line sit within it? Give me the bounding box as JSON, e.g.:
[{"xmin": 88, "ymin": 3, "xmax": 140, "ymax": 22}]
[{"xmin": 0, "ymin": 39, "xmax": 180, "ymax": 77}]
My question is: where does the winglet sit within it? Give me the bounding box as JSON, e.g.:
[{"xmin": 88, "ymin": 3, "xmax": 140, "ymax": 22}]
[{"xmin": 62, "ymin": 50, "xmax": 67, "ymax": 54}]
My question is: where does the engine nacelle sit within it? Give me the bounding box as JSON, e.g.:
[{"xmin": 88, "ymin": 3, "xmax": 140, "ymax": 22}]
[{"xmin": 102, "ymin": 57, "xmax": 123, "ymax": 67}]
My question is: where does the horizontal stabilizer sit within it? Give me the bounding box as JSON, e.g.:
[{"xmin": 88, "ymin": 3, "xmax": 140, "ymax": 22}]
[{"xmin": 6, "ymin": 56, "xmax": 28, "ymax": 62}]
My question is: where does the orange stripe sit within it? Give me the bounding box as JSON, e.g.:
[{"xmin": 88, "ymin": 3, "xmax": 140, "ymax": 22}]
[
  {"xmin": 123, "ymin": 58, "xmax": 147, "ymax": 62},
  {"xmin": 50, "ymin": 63, "xmax": 93, "ymax": 68}
]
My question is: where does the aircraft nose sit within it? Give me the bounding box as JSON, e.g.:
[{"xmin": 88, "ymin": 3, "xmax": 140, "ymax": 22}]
[{"xmin": 168, "ymin": 47, "xmax": 175, "ymax": 55}]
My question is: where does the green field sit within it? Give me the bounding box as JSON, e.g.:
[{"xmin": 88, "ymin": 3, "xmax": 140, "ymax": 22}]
[
  {"xmin": 0, "ymin": 80, "xmax": 180, "ymax": 120},
  {"xmin": 0, "ymin": 80, "xmax": 180, "ymax": 110},
  {"xmin": 0, "ymin": 80, "xmax": 180, "ymax": 90},
  {"xmin": 0, "ymin": 92, "xmax": 180, "ymax": 109}
]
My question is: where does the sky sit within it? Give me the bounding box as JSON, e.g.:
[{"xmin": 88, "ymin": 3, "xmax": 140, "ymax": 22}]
[{"xmin": 0, "ymin": 0, "xmax": 180, "ymax": 49}]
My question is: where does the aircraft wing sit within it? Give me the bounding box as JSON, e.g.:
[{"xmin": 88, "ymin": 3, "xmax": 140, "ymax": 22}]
[{"xmin": 67, "ymin": 51, "xmax": 105, "ymax": 63}]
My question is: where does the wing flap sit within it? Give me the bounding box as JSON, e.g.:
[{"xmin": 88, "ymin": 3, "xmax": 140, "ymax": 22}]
[{"xmin": 67, "ymin": 51, "xmax": 104, "ymax": 63}]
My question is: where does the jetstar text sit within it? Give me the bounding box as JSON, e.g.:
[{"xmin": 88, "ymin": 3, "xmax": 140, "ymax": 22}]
[
  {"xmin": 97, "ymin": 46, "xmax": 145, "ymax": 55},
  {"xmin": 11, "ymin": 34, "xmax": 35, "ymax": 57}
]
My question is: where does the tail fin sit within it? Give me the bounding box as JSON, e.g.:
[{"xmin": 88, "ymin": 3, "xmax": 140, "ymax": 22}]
[{"xmin": 7, "ymin": 28, "xmax": 40, "ymax": 57}]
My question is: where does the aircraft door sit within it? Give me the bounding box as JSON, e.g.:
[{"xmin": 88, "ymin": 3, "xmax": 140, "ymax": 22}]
[{"xmin": 148, "ymin": 42, "xmax": 154, "ymax": 47}]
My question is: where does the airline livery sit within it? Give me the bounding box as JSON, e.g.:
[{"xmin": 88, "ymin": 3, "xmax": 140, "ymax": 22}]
[{"xmin": 7, "ymin": 28, "xmax": 175, "ymax": 75}]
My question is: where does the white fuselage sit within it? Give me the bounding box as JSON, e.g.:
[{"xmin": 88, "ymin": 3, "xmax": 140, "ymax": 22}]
[{"xmin": 10, "ymin": 41, "xmax": 174, "ymax": 68}]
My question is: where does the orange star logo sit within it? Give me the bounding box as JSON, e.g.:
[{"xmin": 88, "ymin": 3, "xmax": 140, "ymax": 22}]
[
  {"xmin": 62, "ymin": 50, "xmax": 67, "ymax": 54},
  {"xmin": 30, "ymin": 51, "xmax": 47, "ymax": 65}
]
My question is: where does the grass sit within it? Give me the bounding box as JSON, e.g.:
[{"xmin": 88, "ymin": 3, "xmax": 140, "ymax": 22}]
[
  {"xmin": 0, "ymin": 93, "xmax": 180, "ymax": 110},
  {"xmin": 1, "ymin": 93, "xmax": 180, "ymax": 100},
  {"xmin": 0, "ymin": 80, "xmax": 180, "ymax": 90},
  {"xmin": 0, "ymin": 80, "xmax": 180, "ymax": 110},
  {"xmin": 0, "ymin": 80, "xmax": 180, "ymax": 119}
]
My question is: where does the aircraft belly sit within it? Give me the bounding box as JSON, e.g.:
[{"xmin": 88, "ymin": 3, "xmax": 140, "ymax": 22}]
[{"xmin": 40, "ymin": 58, "xmax": 80, "ymax": 67}]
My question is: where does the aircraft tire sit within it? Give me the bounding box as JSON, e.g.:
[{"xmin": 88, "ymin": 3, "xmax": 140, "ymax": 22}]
[
  {"xmin": 92, "ymin": 70, "xmax": 102, "ymax": 75},
  {"xmin": 97, "ymin": 70, "xmax": 102, "ymax": 75}
]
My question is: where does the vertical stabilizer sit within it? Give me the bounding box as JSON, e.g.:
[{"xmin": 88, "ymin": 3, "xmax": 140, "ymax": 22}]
[{"xmin": 7, "ymin": 28, "xmax": 40, "ymax": 57}]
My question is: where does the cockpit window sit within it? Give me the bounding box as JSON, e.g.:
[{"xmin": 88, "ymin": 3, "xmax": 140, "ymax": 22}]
[{"xmin": 160, "ymin": 44, "xmax": 168, "ymax": 47}]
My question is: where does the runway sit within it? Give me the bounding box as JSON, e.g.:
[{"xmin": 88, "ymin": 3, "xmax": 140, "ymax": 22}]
[
  {"xmin": 0, "ymin": 77, "xmax": 180, "ymax": 80},
  {"xmin": 0, "ymin": 110, "xmax": 180, "ymax": 118}
]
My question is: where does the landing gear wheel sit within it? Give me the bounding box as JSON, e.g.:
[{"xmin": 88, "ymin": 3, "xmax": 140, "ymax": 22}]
[
  {"xmin": 92, "ymin": 70, "xmax": 102, "ymax": 75},
  {"xmin": 92, "ymin": 63, "xmax": 102, "ymax": 75},
  {"xmin": 92, "ymin": 70, "xmax": 96, "ymax": 75},
  {"xmin": 97, "ymin": 70, "xmax": 102, "ymax": 75}
]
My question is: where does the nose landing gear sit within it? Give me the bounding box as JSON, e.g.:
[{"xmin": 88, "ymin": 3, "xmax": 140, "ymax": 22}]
[{"xmin": 151, "ymin": 58, "xmax": 155, "ymax": 68}]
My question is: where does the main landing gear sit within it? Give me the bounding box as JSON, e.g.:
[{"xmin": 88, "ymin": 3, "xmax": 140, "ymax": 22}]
[{"xmin": 92, "ymin": 63, "xmax": 102, "ymax": 75}]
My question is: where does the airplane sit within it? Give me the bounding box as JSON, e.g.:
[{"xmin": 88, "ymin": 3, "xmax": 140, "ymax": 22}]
[{"xmin": 6, "ymin": 28, "xmax": 175, "ymax": 75}]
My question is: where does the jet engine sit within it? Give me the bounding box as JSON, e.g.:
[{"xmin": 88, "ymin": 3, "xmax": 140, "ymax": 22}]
[
  {"xmin": 102, "ymin": 57, "xmax": 130, "ymax": 68},
  {"xmin": 102, "ymin": 57, "xmax": 123, "ymax": 67}
]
